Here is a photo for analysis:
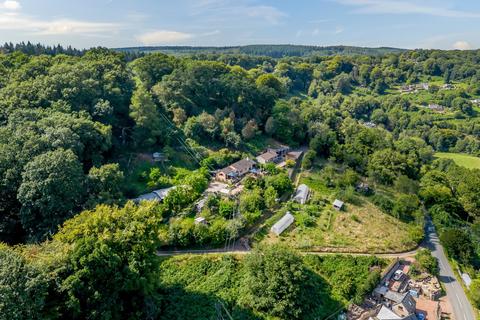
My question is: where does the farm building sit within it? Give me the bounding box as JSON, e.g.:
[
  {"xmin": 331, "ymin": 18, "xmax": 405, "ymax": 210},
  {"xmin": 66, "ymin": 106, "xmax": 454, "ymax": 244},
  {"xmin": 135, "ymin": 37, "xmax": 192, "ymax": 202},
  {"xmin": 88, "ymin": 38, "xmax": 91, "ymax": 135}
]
[
  {"xmin": 270, "ymin": 212, "xmax": 295, "ymax": 236},
  {"xmin": 293, "ymin": 184, "xmax": 310, "ymax": 204}
]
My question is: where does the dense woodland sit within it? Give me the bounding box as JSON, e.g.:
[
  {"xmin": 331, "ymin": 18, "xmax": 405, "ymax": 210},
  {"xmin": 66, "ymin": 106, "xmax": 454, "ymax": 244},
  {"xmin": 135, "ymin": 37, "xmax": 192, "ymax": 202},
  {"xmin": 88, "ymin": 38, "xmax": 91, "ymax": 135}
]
[
  {"xmin": 2, "ymin": 43, "xmax": 480, "ymax": 318},
  {"xmin": 116, "ymin": 44, "xmax": 404, "ymax": 58}
]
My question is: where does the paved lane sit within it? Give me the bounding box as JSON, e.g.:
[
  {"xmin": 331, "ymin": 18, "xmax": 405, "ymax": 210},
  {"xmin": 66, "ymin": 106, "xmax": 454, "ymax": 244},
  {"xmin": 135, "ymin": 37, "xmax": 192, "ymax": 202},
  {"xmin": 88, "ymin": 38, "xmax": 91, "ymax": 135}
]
[{"xmin": 425, "ymin": 218, "xmax": 476, "ymax": 320}]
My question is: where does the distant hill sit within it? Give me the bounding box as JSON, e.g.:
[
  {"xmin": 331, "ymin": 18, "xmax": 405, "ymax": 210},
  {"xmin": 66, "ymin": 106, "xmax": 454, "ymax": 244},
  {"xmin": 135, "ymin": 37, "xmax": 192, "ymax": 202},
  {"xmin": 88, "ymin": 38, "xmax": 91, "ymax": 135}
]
[{"xmin": 115, "ymin": 44, "xmax": 406, "ymax": 58}]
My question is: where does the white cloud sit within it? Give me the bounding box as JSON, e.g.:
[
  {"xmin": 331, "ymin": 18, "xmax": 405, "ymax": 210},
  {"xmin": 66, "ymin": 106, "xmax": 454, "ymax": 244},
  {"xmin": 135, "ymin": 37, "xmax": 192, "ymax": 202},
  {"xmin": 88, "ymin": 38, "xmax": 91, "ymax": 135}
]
[
  {"xmin": 453, "ymin": 41, "xmax": 471, "ymax": 50},
  {"xmin": 136, "ymin": 30, "xmax": 193, "ymax": 45},
  {"xmin": 1, "ymin": 0, "xmax": 20, "ymax": 10},
  {"xmin": 0, "ymin": 13, "xmax": 120, "ymax": 35},
  {"xmin": 190, "ymin": 0, "xmax": 287, "ymax": 25},
  {"xmin": 246, "ymin": 5, "xmax": 287, "ymax": 25},
  {"xmin": 0, "ymin": 1, "xmax": 120, "ymax": 36},
  {"xmin": 335, "ymin": 0, "xmax": 480, "ymax": 18},
  {"xmin": 312, "ymin": 28, "xmax": 320, "ymax": 36},
  {"xmin": 201, "ymin": 29, "xmax": 220, "ymax": 36},
  {"xmin": 334, "ymin": 26, "xmax": 344, "ymax": 34},
  {"xmin": 309, "ymin": 19, "xmax": 331, "ymax": 24}
]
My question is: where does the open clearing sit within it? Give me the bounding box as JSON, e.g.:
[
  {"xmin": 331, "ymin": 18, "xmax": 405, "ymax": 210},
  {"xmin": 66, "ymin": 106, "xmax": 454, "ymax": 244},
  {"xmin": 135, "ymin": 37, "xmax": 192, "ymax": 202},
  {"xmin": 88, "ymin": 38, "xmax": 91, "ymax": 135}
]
[
  {"xmin": 435, "ymin": 152, "xmax": 480, "ymax": 170},
  {"xmin": 263, "ymin": 200, "xmax": 419, "ymax": 253}
]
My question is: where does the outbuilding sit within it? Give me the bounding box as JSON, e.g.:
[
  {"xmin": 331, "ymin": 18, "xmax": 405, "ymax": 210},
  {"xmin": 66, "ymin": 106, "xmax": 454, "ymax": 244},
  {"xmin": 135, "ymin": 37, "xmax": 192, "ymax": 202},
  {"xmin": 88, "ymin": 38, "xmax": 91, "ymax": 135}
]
[
  {"xmin": 133, "ymin": 186, "xmax": 175, "ymax": 203},
  {"xmin": 270, "ymin": 212, "xmax": 294, "ymax": 236},
  {"xmin": 333, "ymin": 199, "xmax": 344, "ymax": 211},
  {"xmin": 293, "ymin": 184, "xmax": 310, "ymax": 204}
]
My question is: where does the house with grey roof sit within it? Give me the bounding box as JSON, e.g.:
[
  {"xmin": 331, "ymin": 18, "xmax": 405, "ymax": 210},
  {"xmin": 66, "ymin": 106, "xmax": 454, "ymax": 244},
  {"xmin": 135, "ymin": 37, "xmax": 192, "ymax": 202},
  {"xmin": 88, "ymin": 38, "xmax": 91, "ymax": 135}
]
[{"xmin": 215, "ymin": 158, "xmax": 256, "ymax": 182}]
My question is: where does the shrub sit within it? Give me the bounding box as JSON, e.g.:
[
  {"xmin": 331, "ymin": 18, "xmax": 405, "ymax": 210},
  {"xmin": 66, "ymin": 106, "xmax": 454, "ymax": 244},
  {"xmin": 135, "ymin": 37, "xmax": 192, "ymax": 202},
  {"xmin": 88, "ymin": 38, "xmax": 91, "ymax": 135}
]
[
  {"xmin": 415, "ymin": 249, "xmax": 439, "ymax": 275},
  {"xmin": 371, "ymin": 194, "xmax": 394, "ymax": 214}
]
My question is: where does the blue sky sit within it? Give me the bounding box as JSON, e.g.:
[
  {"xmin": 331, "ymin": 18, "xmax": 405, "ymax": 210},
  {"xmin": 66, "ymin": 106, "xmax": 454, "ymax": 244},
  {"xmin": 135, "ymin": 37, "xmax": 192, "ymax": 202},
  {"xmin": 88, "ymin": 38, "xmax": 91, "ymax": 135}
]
[{"xmin": 1, "ymin": 0, "xmax": 480, "ymax": 49}]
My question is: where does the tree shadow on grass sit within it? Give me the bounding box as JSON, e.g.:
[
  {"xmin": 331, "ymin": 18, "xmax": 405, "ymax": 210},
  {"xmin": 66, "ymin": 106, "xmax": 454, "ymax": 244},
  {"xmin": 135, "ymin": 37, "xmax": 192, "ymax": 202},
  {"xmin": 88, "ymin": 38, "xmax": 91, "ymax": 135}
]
[
  {"xmin": 159, "ymin": 286, "xmax": 262, "ymax": 320},
  {"xmin": 299, "ymin": 267, "xmax": 345, "ymax": 320},
  {"xmin": 159, "ymin": 269, "xmax": 343, "ymax": 320}
]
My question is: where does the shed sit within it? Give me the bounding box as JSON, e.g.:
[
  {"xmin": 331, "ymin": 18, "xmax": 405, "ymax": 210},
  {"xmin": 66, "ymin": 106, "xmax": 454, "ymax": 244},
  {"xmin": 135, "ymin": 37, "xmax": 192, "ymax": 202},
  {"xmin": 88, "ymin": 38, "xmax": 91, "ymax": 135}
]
[
  {"xmin": 293, "ymin": 184, "xmax": 310, "ymax": 204},
  {"xmin": 270, "ymin": 212, "xmax": 294, "ymax": 236},
  {"xmin": 333, "ymin": 199, "xmax": 344, "ymax": 211}
]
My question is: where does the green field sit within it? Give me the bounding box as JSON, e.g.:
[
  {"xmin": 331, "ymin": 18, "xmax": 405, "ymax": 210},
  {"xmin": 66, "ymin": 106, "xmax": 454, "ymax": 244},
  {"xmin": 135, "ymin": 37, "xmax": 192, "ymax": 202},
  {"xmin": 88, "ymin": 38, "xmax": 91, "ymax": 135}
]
[{"xmin": 435, "ymin": 152, "xmax": 480, "ymax": 169}]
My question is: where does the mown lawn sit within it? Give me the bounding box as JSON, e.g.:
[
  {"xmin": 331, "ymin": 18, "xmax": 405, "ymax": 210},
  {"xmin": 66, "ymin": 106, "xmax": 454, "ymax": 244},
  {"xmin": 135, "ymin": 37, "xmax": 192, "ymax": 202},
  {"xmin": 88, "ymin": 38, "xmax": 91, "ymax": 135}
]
[{"xmin": 435, "ymin": 152, "xmax": 480, "ymax": 170}]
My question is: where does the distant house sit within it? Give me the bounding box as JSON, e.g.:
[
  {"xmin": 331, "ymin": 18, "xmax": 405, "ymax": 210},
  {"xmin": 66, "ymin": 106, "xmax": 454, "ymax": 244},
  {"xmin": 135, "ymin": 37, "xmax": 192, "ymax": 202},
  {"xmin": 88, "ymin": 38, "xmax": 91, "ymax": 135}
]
[
  {"xmin": 333, "ymin": 199, "xmax": 344, "ymax": 211},
  {"xmin": 271, "ymin": 212, "xmax": 295, "ymax": 236},
  {"xmin": 442, "ymin": 83, "xmax": 454, "ymax": 90},
  {"xmin": 152, "ymin": 152, "xmax": 164, "ymax": 162},
  {"xmin": 400, "ymin": 84, "xmax": 416, "ymax": 93},
  {"xmin": 293, "ymin": 184, "xmax": 310, "ymax": 204},
  {"xmin": 364, "ymin": 121, "xmax": 377, "ymax": 128},
  {"xmin": 133, "ymin": 186, "xmax": 175, "ymax": 203},
  {"xmin": 194, "ymin": 217, "xmax": 208, "ymax": 225},
  {"xmin": 267, "ymin": 145, "xmax": 290, "ymax": 157},
  {"xmin": 256, "ymin": 150, "xmax": 281, "ymax": 164},
  {"xmin": 216, "ymin": 158, "xmax": 256, "ymax": 182},
  {"xmin": 427, "ymin": 104, "xmax": 445, "ymax": 112},
  {"xmin": 419, "ymin": 83, "xmax": 429, "ymax": 90}
]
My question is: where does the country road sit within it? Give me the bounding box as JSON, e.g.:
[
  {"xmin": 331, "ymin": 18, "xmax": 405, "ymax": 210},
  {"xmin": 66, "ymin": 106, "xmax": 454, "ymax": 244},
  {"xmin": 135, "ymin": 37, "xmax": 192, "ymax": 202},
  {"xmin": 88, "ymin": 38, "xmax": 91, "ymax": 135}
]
[{"xmin": 424, "ymin": 218, "xmax": 476, "ymax": 320}]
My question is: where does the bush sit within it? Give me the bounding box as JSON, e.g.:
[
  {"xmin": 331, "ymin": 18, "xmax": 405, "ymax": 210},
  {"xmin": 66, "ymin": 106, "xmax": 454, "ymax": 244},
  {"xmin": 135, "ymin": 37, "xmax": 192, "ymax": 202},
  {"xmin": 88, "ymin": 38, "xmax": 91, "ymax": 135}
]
[
  {"xmin": 415, "ymin": 249, "xmax": 439, "ymax": 275},
  {"xmin": 470, "ymin": 280, "xmax": 480, "ymax": 308},
  {"xmin": 302, "ymin": 150, "xmax": 316, "ymax": 170},
  {"xmin": 296, "ymin": 212, "xmax": 316, "ymax": 227},
  {"xmin": 371, "ymin": 194, "xmax": 394, "ymax": 214},
  {"xmin": 335, "ymin": 186, "xmax": 359, "ymax": 205},
  {"xmin": 240, "ymin": 245, "xmax": 306, "ymax": 319},
  {"xmin": 440, "ymin": 228, "xmax": 474, "ymax": 263}
]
